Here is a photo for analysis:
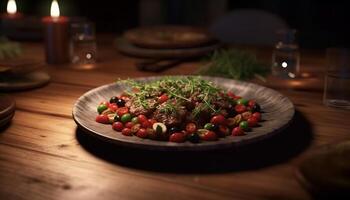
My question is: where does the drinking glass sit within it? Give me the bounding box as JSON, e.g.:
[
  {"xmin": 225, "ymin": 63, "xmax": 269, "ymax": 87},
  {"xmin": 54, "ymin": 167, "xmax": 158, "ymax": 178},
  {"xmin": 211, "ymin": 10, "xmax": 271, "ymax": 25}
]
[
  {"xmin": 70, "ymin": 22, "xmax": 97, "ymax": 66},
  {"xmin": 272, "ymin": 29, "xmax": 300, "ymax": 79},
  {"xmin": 323, "ymin": 48, "xmax": 350, "ymax": 109}
]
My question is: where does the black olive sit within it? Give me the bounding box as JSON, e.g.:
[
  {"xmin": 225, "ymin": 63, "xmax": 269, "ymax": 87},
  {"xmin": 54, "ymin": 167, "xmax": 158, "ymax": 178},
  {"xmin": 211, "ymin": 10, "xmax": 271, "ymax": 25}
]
[
  {"xmin": 114, "ymin": 115, "xmax": 121, "ymax": 122},
  {"xmin": 169, "ymin": 126, "xmax": 181, "ymax": 134},
  {"xmin": 188, "ymin": 133, "xmax": 200, "ymax": 143},
  {"xmin": 116, "ymin": 98, "xmax": 126, "ymax": 107},
  {"xmin": 211, "ymin": 124, "xmax": 220, "ymax": 131},
  {"xmin": 110, "ymin": 96, "xmax": 118, "ymax": 104},
  {"xmin": 252, "ymin": 103, "xmax": 261, "ymax": 112},
  {"xmin": 227, "ymin": 109, "xmax": 237, "ymax": 117}
]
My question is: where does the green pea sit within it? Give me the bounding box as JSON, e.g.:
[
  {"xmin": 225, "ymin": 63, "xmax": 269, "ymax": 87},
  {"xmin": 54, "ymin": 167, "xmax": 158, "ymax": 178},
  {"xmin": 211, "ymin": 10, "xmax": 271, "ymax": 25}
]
[
  {"xmin": 131, "ymin": 117, "xmax": 139, "ymax": 124},
  {"xmin": 237, "ymin": 98, "xmax": 248, "ymax": 106},
  {"xmin": 239, "ymin": 121, "xmax": 249, "ymax": 130},
  {"xmin": 204, "ymin": 123, "xmax": 213, "ymax": 130},
  {"xmin": 97, "ymin": 104, "xmax": 108, "ymax": 114},
  {"xmin": 121, "ymin": 113, "xmax": 132, "ymax": 123}
]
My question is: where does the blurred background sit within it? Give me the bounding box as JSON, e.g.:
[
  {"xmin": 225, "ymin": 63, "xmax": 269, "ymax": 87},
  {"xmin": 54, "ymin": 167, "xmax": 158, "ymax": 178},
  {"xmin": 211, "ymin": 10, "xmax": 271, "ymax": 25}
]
[{"xmin": 1, "ymin": 0, "xmax": 349, "ymax": 48}]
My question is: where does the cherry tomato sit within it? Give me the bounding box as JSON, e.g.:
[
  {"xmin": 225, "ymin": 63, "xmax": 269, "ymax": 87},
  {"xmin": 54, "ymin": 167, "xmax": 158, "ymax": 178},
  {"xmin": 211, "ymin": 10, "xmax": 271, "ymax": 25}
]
[
  {"xmin": 125, "ymin": 122, "xmax": 134, "ymax": 128},
  {"xmin": 235, "ymin": 104, "xmax": 247, "ymax": 113},
  {"xmin": 201, "ymin": 131, "xmax": 218, "ymax": 141},
  {"xmin": 122, "ymin": 128, "xmax": 132, "ymax": 136},
  {"xmin": 218, "ymin": 125, "xmax": 229, "ymax": 137},
  {"xmin": 248, "ymin": 100, "xmax": 256, "ymax": 108},
  {"xmin": 140, "ymin": 120, "xmax": 151, "ymax": 128},
  {"xmin": 210, "ymin": 115, "xmax": 226, "ymax": 125},
  {"xmin": 252, "ymin": 112, "xmax": 261, "ymax": 121},
  {"xmin": 117, "ymin": 107, "xmax": 129, "ymax": 117},
  {"xmin": 96, "ymin": 114, "xmax": 110, "ymax": 124},
  {"xmin": 108, "ymin": 103, "xmax": 118, "ymax": 112},
  {"xmin": 148, "ymin": 119, "xmax": 157, "ymax": 125},
  {"xmin": 158, "ymin": 94, "xmax": 169, "ymax": 103},
  {"xmin": 247, "ymin": 117, "xmax": 258, "ymax": 127},
  {"xmin": 227, "ymin": 91, "xmax": 236, "ymax": 98},
  {"xmin": 233, "ymin": 96, "xmax": 241, "ymax": 100},
  {"xmin": 169, "ymin": 132, "xmax": 186, "ymax": 143},
  {"xmin": 185, "ymin": 123, "xmax": 197, "ymax": 134},
  {"xmin": 136, "ymin": 128, "xmax": 148, "ymax": 138},
  {"xmin": 112, "ymin": 122, "xmax": 124, "ymax": 131},
  {"xmin": 119, "ymin": 94, "xmax": 130, "ymax": 102},
  {"xmin": 232, "ymin": 127, "xmax": 244, "ymax": 136},
  {"xmin": 137, "ymin": 115, "xmax": 148, "ymax": 123}
]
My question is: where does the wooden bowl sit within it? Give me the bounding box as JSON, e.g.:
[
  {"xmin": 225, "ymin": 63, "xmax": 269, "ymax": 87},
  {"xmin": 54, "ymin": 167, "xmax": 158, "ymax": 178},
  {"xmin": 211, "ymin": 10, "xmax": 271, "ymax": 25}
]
[{"xmin": 72, "ymin": 76, "xmax": 295, "ymax": 151}]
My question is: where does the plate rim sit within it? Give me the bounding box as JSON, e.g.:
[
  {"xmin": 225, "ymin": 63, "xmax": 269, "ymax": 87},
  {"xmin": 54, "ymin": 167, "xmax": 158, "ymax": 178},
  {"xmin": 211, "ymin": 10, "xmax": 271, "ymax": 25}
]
[{"xmin": 72, "ymin": 76, "xmax": 295, "ymax": 151}]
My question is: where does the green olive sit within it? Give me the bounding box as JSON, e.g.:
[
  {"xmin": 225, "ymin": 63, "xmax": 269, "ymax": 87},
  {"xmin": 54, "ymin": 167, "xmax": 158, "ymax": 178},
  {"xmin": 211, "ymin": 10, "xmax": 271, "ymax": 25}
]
[
  {"xmin": 97, "ymin": 104, "xmax": 108, "ymax": 114},
  {"xmin": 239, "ymin": 121, "xmax": 249, "ymax": 130},
  {"xmin": 236, "ymin": 98, "xmax": 248, "ymax": 106},
  {"xmin": 121, "ymin": 113, "xmax": 132, "ymax": 123},
  {"xmin": 131, "ymin": 117, "xmax": 139, "ymax": 124},
  {"xmin": 204, "ymin": 123, "xmax": 214, "ymax": 130}
]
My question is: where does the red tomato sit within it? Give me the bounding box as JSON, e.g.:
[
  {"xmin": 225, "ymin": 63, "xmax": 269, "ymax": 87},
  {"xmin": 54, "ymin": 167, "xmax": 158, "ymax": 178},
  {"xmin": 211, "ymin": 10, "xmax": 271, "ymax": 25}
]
[
  {"xmin": 108, "ymin": 103, "xmax": 118, "ymax": 112},
  {"xmin": 148, "ymin": 119, "xmax": 157, "ymax": 125},
  {"xmin": 248, "ymin": 100, "xmax": 256, "ymax": 108},
  {"xmin": 227, "ymin": 91, "xmax": 236, "ymax": 98},
  {"xmin": 201, "ymin": 131, "xmax": 218, "ymax": 141},
  {"xmin": 232, "ymin": 127, "xmax": 244, "ymax": 136},
  {"xmin": 125, "ymin": 122, "xmax": 134, "ymax": 128},
  {"xmin": 141, "ymin": 121, "xmax": 152, "ymax": 128},
  {"xmin": 210, "ymin": 115, "xmax": 226, "ymax": 125},
  {"xmin": 218, "ymin": 125, "xmax": 229, "ymax": 137},
  {"xmin": 235, "ymin": 104, "xmax": 247, "ymax": 113},
  {"xmin": 137, "ymin": 115, "xmax": 148, "ymax": 123},
  {"xmin": 185, "ymin": 123, "xmax": 197, "ymax": 134},
  {"xmin": 117, "ymin": 107, "xmax": 129, "ymax": 117},
  {"xmin": 169, "ymin": 132, "xmax": 186, "ymax": 143},
  {"xmin": 158, "ymin": 94, "xmax": 169, "ymax": 103},
  {"xmin": 136, "ymin": 128, "xmax": 148, "ymax": 138},
  {"xmin": 119, "ymin": 94, "xmax": 130, "ymax": 101},
  {"xmin": 247, "ymin": 117, "xmax": 258, "ymax": 127},
  {"xmin": 112, "ymin": 122, "xmax": 124, "ymax": 131},
  {"xmin": 96, "ymin": 114, "xmax": 109, "ymax": 124},
  {"xmin": 252, "ymin": 112, "xmax": 261, "ymax": 121},
  {"xmin": 233, "ymin": 96, "xmax": 241, "ymax": 100},
  {"xmin": 121, "ymin": 128, "xmax": 132, "ymax": 136}
]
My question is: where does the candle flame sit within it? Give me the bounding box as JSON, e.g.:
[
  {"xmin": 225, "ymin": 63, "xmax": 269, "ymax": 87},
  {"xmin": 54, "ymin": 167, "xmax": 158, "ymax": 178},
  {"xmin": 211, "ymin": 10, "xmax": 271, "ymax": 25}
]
[
  {"xmin": 50, "ymin": 0, "xmax": 60, "ymax": 17},
  {"xmin": 7, "ymin": 0, "xmax": 17, "ymax": 14}
]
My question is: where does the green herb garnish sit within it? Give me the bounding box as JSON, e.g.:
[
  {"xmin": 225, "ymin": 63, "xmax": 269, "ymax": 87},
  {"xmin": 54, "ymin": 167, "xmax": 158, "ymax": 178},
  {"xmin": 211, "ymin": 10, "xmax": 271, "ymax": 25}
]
[
  {"xmin": 197, "ymin": 49, "xmax": 270, "ymax": 81},
  {"xmin": 119, "ymin": 76, "xmax": 228, "ymax": 118}
]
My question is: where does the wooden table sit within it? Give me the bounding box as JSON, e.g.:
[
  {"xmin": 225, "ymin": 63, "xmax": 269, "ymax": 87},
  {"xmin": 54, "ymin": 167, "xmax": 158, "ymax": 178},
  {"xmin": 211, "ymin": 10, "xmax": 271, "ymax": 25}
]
[{"xmin": 1, "ymin": 36, "xmax": 350, "ymax": 200}]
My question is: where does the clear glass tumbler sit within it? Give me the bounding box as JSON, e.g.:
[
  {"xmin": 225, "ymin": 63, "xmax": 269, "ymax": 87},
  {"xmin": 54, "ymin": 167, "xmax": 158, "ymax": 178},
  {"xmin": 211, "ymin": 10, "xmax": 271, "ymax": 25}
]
[
  {"xmin": 323, "ymin": 48, "xmax": 350, "ymax": 109},
  {"xmin": 70, "ymin": 22, "xmax": 97, "ymax": 66},
  {"xmin": 272, "ymin": 29, "xmax": 300, "ymax": 79}
]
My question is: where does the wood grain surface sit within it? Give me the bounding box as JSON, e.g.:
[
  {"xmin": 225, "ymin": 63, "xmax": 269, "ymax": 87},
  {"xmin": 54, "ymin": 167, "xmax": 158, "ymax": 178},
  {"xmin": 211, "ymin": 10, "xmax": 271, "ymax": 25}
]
[{"xmin": 1, "ymin": 35, "xmax": 350, "ymax": 200}]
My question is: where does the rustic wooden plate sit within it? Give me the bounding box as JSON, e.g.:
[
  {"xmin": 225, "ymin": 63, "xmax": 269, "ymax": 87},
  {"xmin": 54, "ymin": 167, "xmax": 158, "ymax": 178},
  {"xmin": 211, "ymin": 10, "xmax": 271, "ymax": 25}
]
[
  {"xmin": 116, "ymin": 38, "xmax": 220, "ymax": 59},
  {"xmin": 72, "ymin": 76, "xmax": 294, "ymax": 151},
  {"xmin": 124, "ymin": 26, "xmax": 214, "ymax": 49}
]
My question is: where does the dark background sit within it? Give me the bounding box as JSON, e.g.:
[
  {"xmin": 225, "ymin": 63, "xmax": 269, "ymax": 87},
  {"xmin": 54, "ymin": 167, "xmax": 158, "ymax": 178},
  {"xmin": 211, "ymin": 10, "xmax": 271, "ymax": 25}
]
[{"xmin": 1, "ymin": 0, "xmax": 350, "ymax": 48}]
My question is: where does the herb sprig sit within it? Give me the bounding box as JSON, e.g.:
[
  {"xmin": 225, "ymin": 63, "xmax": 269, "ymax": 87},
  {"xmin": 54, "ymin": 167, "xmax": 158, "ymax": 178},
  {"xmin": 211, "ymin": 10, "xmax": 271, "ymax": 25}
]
[
  {"xmin": 119, "ymin": 76, "xmax": 227, "ymax": 118},
  {"xmin": 197, "ymin": 49, "xmax": 270, "ymax": 81}
]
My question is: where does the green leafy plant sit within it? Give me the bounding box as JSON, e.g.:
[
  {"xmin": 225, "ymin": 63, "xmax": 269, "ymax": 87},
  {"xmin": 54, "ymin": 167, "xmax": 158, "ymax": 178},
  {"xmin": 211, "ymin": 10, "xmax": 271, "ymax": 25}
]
[{"xmin": 197, "ymin": 48, "xmax": 270, "ymax": 81}]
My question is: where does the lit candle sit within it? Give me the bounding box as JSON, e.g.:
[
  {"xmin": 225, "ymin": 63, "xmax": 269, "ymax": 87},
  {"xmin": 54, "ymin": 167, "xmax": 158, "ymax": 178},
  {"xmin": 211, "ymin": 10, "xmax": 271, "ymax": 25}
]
[
  {"xmin": 4, "ymin": 0, "xmax": 22, "ymax": 18},
  {"xmin": 42, "ymin": 0, "xmax": 70, "ymax": 64}
]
